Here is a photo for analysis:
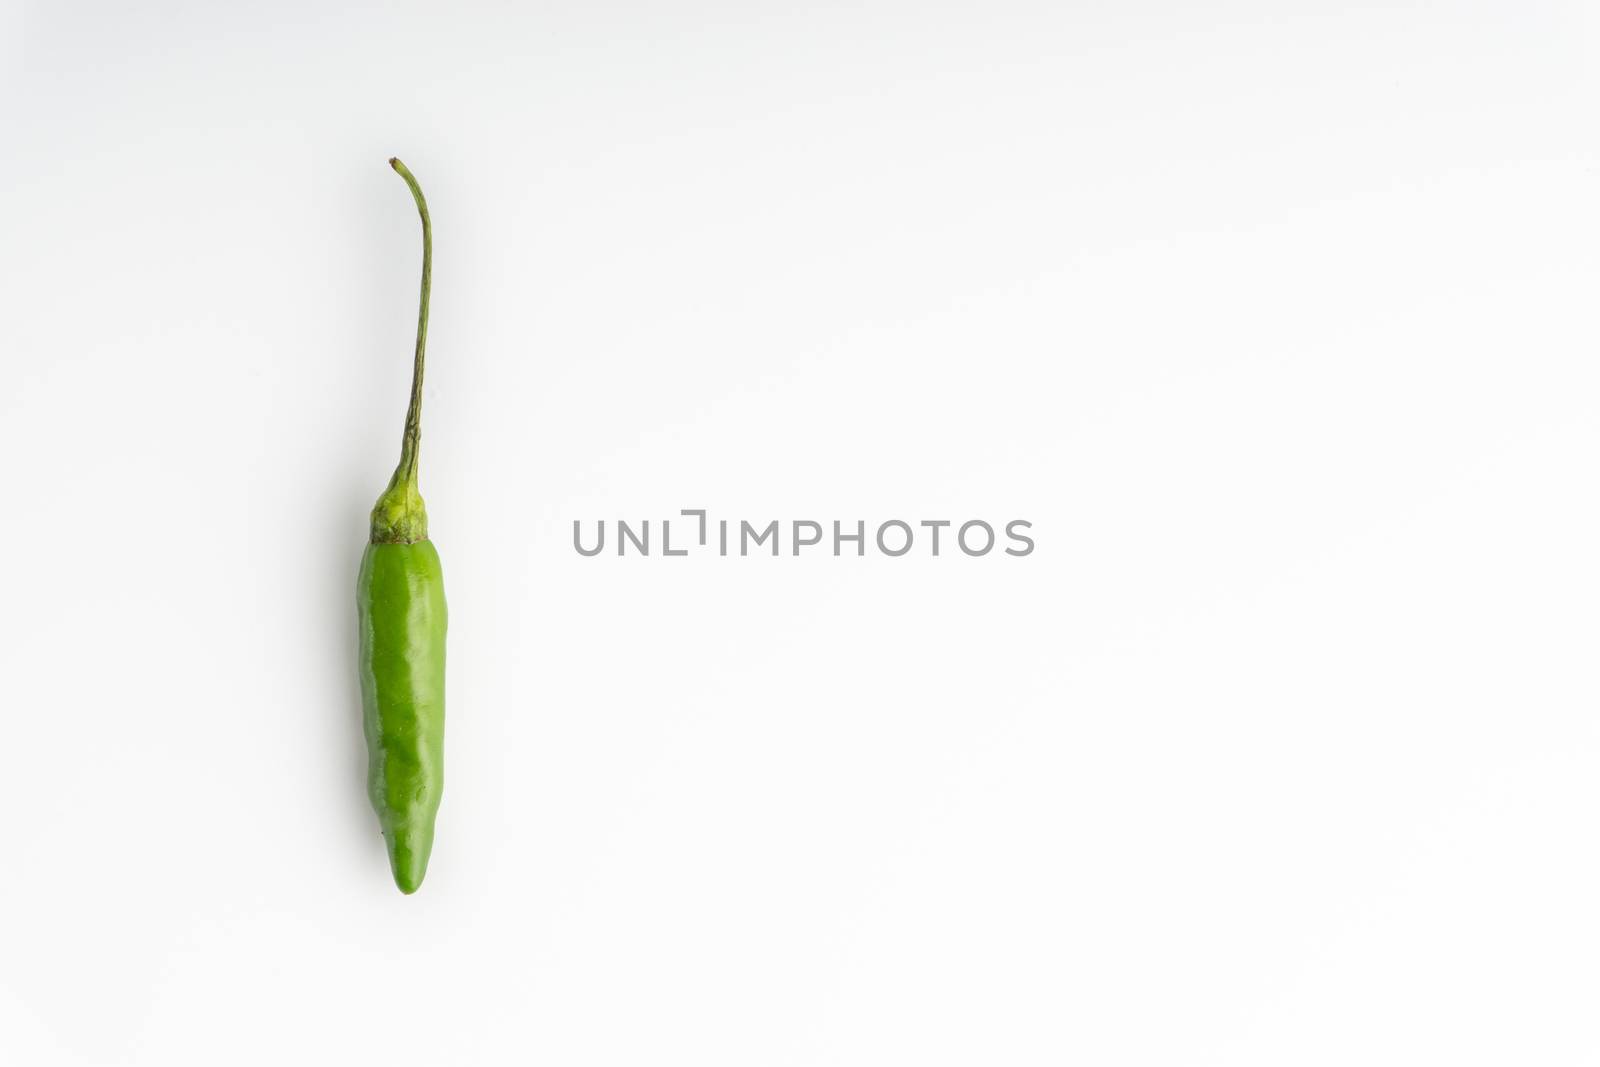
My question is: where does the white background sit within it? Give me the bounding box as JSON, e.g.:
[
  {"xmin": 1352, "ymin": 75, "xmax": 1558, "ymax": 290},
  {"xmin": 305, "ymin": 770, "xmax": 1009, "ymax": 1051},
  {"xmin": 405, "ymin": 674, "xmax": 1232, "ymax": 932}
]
[{"xmin": 4, "ymin": 2, "xmax": 1599, "ymax": 1063}]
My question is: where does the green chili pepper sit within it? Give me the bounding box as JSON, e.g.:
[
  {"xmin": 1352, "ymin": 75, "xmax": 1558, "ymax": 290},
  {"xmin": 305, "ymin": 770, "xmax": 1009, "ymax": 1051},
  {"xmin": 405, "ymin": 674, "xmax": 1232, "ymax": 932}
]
[{"xmin": 357, "ymin": 157, "xmax": 447, "ymax": 894}]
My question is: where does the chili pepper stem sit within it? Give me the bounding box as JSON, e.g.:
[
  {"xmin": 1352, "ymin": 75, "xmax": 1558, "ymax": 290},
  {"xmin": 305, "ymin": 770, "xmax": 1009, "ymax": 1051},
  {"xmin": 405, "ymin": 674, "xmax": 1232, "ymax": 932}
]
[{"xmin": 371, "ymin": 157, "xmax": 433, "ymax": 544}]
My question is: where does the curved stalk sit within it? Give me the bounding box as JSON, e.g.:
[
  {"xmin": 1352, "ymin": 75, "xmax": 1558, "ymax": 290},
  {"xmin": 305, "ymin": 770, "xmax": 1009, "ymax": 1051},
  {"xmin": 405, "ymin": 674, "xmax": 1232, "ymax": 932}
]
[{"xmin": 371, "ymin": 157, "xmax": 435, "ymax": 544}]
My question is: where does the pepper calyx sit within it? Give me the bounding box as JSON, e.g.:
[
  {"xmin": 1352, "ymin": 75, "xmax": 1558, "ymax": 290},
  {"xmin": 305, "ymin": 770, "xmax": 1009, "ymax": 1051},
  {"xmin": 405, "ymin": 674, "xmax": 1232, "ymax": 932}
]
[{"xmin": 370, "ymin": 475, "xmax": 429, "ymax": 544}]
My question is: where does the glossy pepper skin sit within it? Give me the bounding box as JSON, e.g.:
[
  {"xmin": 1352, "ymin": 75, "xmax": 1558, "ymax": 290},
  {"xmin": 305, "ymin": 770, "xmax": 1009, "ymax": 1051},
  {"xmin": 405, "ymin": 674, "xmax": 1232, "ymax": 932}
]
[
  {"xmin": 358, "ymin": 541, "xmax": 446, "ymax": 893},
  {"xmin": 359, "ymin": 158, "xmax": 447, "ymax": 894}
]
